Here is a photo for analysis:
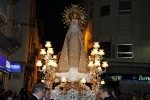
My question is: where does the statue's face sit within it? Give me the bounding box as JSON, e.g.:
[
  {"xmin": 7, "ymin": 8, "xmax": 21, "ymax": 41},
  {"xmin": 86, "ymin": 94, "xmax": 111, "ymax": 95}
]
[{"xmin": 73, "ymin": 14, "xmax": 77, "ymax": 18}]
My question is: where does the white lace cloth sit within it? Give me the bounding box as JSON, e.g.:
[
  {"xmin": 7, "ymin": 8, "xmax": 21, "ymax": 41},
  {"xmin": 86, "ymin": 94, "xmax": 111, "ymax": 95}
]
[
  {"xmin": 56, "ymin": 67, "xmax": 90, "ymax": 82},
  {"xmin": 51, "ymin": 88, "xmax": 96, "ymax": 100}
]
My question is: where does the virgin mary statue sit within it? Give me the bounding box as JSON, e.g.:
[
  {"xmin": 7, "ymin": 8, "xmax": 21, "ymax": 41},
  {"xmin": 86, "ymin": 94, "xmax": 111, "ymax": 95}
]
[{"xmin": 56, "ymin": 5, "xmax": 89, "ymax": 81}]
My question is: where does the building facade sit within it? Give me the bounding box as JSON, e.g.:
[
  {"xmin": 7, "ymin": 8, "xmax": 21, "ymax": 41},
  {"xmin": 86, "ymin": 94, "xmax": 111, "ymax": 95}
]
[
  {"xmin": 0, "ymin": 0, "xmax": 43, "ymax": 94},
  {"xmin": 80, "ymin": 0, "xmax": 150, "ymax": 93}
]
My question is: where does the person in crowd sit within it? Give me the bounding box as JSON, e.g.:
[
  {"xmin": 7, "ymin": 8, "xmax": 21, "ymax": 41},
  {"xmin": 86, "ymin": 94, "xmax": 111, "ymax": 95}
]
[
  {"xmin": 0, "ymin": 89, "xmax": 6, "ymax": 100},
  {"xmin": 100, "ymin": 86, "xmax": 116, "ymax": 100},
  {"xmin": 96, "ymin": 90, "xmax": 102, "ymax": 100},
  {"xmin": 13, "ymin": 96, "xmax": 18, "ymax": 100},
  {"xmin": 7, "ymin": 91, "xmax": 13, "ymax": 100},
  {"xmin": 133, "ymin": 90, "xmax": 137, "ymax": 95},
  {"xmin": 140, "ymin": 96, "xmax": 145, "ymax": 100},
  {"xmin": 43, "ymin": 88, "xmax": 50, "ymax": 100},
  {"xmin": 5, "ymin": 90, "xmax": 11, "ymax": 99},
  {"xmin": 13, "ymin": 92, "xmax": 18, "ymax": 100},
  {"xmin": 137, "ymin": 90, "xmax": 141, "ymax": 97},
  {"xmin": 24, "ymin": 89, "xmax": 30, "ymax": 100},
  {"xmin": 28, "ymin": 83, "xmax": 45, "ymax": 100},
  {"xmin": 119, "ymin": 92, "xmax": 127, "ymax": 100},
  {"xmin": 111, "ymin": 88, "xmax": 116, "ymax": 98},
  {"xmin": 144, "ymin": 92, "xmax": 150, "ymax": 100},
  {"xmin": 18, "ymin": 88, "xmax": 26, "ymax": 100},
  {"xmin": 132, "ymin": 94, "xmax": 137, "ymax": 100}
]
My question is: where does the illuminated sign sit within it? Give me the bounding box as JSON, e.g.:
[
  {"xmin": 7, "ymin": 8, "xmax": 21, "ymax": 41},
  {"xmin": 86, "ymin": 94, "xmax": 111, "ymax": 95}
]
[
  {"xmin": 0, "ymin": 54, "xmax": 22, "ymax": 72},
  {"xmin": 105, "ymin": 75, "xmax": 122, "ymax": 81},
  {"xmin": 139, "ymin": 75, "xmax": 150, "ymax": 81},
  {"xmin": 104, "ymin": 74, "xmax": 150, "ymax": 82},
  {"xmin": 6, "ymin": 60, "xmax": 10, "ymax": 69},
  {"xmin": 0, "ymin": 55, "xmax": 11, "ymax": 72},
  {"xmin": 10, "ymin": 62, "xmax": 22, "ymax": 72},
  {"xmin": 132, "ymin": 75, "xmax": 137, "ymax": 80}
]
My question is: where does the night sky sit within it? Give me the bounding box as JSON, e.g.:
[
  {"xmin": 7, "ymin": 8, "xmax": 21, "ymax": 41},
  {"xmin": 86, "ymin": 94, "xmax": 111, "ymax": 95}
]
[{"xmin": 36, "ymin": 0, "xmax": 79, "ymax": 54}]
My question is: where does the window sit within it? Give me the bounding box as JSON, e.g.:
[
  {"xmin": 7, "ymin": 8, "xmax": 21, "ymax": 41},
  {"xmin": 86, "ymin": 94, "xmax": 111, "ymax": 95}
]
[
  {"xmin": 100, "ymin": 5, "xmax": 110, "ymax": 16},
  {"xmin": 90, "ymin": 2, "xmax": 94, "ymax": 19},
  {"xmin": 117, "ymin": 44, "xmax": 133, "ymax": 58},
  {"xmin": 119, "ymin": 0, "xmax": 132, "ymax": 14}
]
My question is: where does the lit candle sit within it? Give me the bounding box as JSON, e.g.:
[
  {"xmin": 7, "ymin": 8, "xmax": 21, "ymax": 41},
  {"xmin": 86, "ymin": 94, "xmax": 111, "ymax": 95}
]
[
  {"xmin": 41, "ymin": 80, "xmax": 45, "ymax": 83},
  {"xmin": 52, "ymin": 62, "xmax": 58, "ymax": 67},
  {"xmin": 93, "ymin": 42, "xmax": 100, "ymax": 48},
  {"xmin": 94, "ymin": 61, "xmax": 100, "ymax": 66},
  {"xmin": 101, "ymin": 80, "xmax": 105, "ymax": 84},
  {"xmin": 42, "ymin": 65, "xmax": 46, "ymax": 70},
  {"xmin": 47, "ymin": 48, "xmax": 54, "ymax": 54},
  {"xmin": 36, "ymin": 60, "xmax": 42, "ymax": 66},
  {"xmin": 88, "ymin": 61, "xmax": 93, "ymax": 67},
  {"xmin": 102, "ymin": 61, "xmax": 108, "ymax": 67},
  {"xmin": 61, "ymin": 77, "xmax": 66, "ymax": 83},
  {"xmin": 53, "ymin": 55, "xmax": 57, "ymax": 59},
  {"xmin": 45, "ymin": 41, "xmax": 51, "ymax": 48},
  {"xmin": 48, "ymin": 60, "xmax": 54, "ymax": 66},
  {"xmin": 93, "ymin": 48, "xmax": 98, "ymax": 55},
  {"xmin": 81, "ymin": 78, "xmax": 86, "ymax": 84},
  {"xmin": 97, "ymin": 67, "xmax": 102, "ymax": 71},
  {"xmin": 40, "ymin": 49, "xmax": 46, "ymax": 55},
  {"xmin": 99, "ymin": 49, "xmax": 105, "ymax": 55}
]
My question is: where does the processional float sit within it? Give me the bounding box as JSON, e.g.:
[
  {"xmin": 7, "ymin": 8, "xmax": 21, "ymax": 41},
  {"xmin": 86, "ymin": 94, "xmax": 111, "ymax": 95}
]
[{"xmin": 36, "ymin": 4, "xmax": 108, "ymax": 100}]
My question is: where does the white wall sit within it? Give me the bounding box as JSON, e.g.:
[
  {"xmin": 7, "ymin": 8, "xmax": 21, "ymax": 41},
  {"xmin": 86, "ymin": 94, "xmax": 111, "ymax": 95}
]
[{"xmin": 8, "ymin": 64, "xmax": 25, "ymax": 94}]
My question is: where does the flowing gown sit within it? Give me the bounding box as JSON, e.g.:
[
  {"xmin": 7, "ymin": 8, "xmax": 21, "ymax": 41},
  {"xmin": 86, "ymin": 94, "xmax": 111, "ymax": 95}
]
[{"xmin": 57, "ymin": 19, "xmax": 89, "ymax": 81}]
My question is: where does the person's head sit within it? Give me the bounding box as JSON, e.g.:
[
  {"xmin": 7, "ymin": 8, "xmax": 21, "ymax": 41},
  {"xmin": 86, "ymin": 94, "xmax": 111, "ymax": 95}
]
[
  {"xmin": 1, "ymin": 89, "xmax": 5, "ymax": 94},
  {"xmin": 43, "ymin": 88, "xmax": 50, "ymax": 100},
  {"xmin": 100, "ymin": 86, "xmax": 112, "ymax": 99},
  {"xmin": 32, "ymin": 83, "xmax": 45, "ymax": 99},
  {"xmin": 111, "ymin": 88, "xmax": 116, "ymax": 98},
  {"xmin": 8, "ymin": 91, "xmax": 13, "ymax": 97},
  {"xmin": 133, "ymin": 90, "xmax": 137, "ymax": 95},
  {"xmin": 137, "ymin": 90, "xmax": 141, "ymax": 96},
  {"xmin": 146, "ymin": 93, "xmax": 149, "ymax": 99},
  {"xmin": 14, "ymin": 96, "xmax": 18, "ymax": 100},
  {"xmin": 132, "ymin": 95, "xmax": 137, "ymax": 100},
  {"xmin": 140, "ymin": 96, "xmax": 144, "ymax": 100}
]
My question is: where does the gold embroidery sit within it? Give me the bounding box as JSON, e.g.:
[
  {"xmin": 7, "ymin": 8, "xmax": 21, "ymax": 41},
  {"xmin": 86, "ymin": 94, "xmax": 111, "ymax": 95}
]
[{"xmin": 58, "ymin": 18, "xmax": 88, "ymax": 73}]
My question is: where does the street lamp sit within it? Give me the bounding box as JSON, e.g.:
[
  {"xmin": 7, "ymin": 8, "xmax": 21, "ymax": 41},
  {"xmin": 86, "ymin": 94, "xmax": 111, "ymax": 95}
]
[{"xmin": 36, "ymin": 41, "xmax": 58, "ymax": 88}]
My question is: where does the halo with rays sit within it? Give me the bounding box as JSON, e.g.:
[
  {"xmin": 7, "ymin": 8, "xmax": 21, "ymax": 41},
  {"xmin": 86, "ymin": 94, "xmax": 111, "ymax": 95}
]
[{"xmin": 62, "ymin": 4, "xmax": 87, "ymax": 29}]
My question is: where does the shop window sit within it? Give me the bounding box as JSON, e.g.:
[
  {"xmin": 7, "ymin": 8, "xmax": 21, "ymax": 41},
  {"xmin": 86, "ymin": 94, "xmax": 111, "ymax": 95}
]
[
  {"xmin": 117, "ymin": 44, "xmax": 133, "ymax": 58},
  {"xmin": 119, "ymin": 0, "xmax": 132, "ymax": 14},
  {"xmin": 100, "ymin": 5, "xmax": 110, "ymax": 16}
]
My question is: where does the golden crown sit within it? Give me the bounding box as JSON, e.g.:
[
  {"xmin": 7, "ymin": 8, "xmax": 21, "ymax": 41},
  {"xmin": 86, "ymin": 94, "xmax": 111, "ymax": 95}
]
[{"xmin": 62, "ymin": 4, "xmax": 87, "ymax": 29}]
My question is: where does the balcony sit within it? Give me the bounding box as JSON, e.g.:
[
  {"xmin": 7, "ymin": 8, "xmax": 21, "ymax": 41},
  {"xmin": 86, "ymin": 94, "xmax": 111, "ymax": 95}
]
[{"xmin": 0, "ymin": 23, "xmax": 22, "ymax": 56}]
